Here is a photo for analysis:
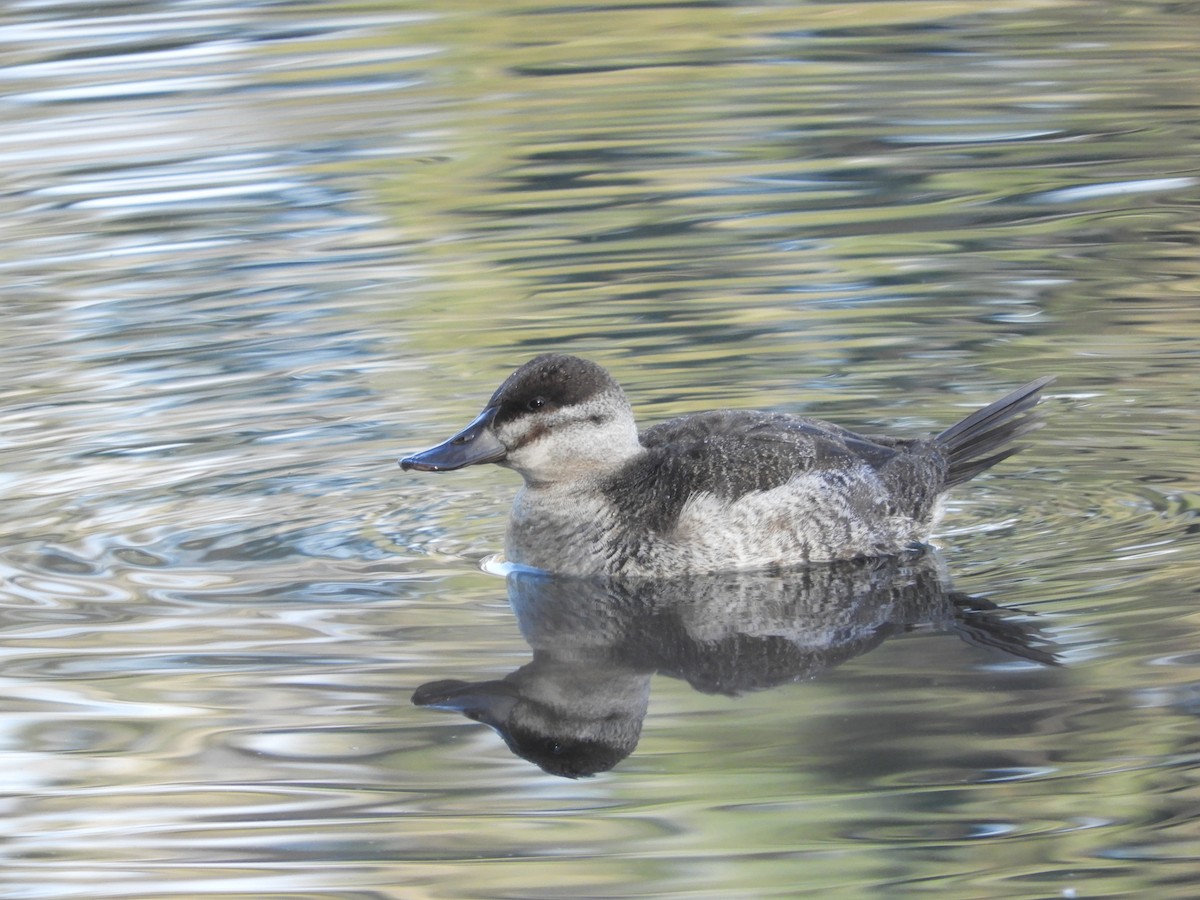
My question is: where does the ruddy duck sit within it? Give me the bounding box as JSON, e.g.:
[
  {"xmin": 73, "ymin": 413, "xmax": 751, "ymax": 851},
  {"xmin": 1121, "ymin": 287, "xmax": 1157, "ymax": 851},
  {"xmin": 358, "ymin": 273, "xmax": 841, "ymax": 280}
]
[{"xmin": 400, "ymin": 354, "xmax": 1053, "ymax": 576}]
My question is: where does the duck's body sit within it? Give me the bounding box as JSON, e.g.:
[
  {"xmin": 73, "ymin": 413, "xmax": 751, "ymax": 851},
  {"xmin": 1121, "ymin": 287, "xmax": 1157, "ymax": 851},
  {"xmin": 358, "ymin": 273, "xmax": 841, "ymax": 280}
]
[
  {"xmin": 503, "ymin": 409, "xmax": 946, "ymax": 575},
  {"xmin": 400, "ymin": 354, "xmax": 1052, "ymax": 577}
]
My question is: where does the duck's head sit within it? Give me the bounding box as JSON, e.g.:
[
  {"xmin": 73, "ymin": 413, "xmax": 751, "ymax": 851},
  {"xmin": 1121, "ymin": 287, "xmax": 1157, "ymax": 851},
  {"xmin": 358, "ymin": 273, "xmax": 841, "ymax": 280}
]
[{"xmin": 399, "ymin": 353, "xmax": 641, "ymax": 485}]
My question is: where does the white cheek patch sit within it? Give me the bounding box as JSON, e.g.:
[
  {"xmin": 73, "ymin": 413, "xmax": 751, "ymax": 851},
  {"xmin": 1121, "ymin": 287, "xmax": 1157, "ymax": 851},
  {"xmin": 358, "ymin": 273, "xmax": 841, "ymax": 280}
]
[
  {"xmin": 497, "ymin": 394, "xmax": 640, "ymax": 482},
  {"xmin": 506, "ymin": 418, "xmax": 619, "ymax": 472},
  {"xmin": 507, "ymin": 432, "xmax": 558, "ymax": 473}
]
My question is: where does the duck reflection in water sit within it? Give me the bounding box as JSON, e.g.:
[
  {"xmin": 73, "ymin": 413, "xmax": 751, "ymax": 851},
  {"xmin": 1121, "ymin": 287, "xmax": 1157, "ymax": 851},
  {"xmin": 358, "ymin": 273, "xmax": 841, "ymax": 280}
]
[{"xmin": 413, "ymin": 553, "xmax": 1057, "ymax": 778}]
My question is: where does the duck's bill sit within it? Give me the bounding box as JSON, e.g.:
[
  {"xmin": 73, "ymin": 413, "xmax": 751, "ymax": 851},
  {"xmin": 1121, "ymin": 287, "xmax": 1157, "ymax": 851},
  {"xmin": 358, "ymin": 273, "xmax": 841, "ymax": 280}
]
[
  {"xmin": 399, "ymin": 407, "xmax": 507, "ymax": 472},
  {"xmin": 411, "ymin": 678, "xmax": 518, "ymax": 727}
]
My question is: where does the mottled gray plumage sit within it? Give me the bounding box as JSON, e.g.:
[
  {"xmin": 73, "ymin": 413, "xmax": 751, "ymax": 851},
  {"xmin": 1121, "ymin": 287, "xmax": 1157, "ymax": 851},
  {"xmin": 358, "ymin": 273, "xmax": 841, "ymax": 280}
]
[{"xmin": 400, "ymin": 354, "xmax": 1054, "ymax": 576}]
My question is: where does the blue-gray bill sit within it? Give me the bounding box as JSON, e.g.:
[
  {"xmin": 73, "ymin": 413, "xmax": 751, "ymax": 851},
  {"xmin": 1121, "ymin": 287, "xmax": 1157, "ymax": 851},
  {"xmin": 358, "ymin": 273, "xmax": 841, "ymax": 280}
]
[{"xmin": 399, "ymin": 407, "xmax": 506, "ymax": 472}]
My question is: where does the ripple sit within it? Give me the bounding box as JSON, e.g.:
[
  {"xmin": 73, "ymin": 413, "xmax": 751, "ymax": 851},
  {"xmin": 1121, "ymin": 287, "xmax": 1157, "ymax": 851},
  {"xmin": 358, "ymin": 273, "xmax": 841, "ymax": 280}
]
[{"xmin": 1030, "ymin": 177, "xmax": 1198, "ymax": 205}]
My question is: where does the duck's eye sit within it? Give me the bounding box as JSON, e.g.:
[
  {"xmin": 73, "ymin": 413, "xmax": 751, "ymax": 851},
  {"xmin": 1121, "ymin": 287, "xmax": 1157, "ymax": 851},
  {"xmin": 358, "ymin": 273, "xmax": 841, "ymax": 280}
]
[{"xmin": 526, "ymin": 396, "xmax": 547, "ymax": 411}]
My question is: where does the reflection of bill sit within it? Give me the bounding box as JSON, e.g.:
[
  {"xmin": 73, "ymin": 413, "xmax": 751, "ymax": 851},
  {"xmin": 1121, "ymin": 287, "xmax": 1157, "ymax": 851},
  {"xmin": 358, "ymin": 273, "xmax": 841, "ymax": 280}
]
[{"xmin": 413, "ymin": 553, "xmax": 1058, "ymax": 778}]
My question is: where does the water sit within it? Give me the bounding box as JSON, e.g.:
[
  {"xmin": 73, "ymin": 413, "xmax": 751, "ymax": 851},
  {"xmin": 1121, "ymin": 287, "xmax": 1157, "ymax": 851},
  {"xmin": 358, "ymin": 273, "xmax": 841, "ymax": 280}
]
[{"xmin": 2, "ymin": 0, "xmax": 1199, "ymax": 897}]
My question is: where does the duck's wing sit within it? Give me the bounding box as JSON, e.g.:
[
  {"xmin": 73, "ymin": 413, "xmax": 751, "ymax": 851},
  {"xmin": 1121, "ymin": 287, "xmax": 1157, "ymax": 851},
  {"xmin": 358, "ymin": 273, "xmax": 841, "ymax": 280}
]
[
  {"xmin": 618, "ymin": 411, "xmax": 917, "ymax": 533},
  {"xmin": 640, "ymin": 410, "xmax": 904, "ymax": 478}
]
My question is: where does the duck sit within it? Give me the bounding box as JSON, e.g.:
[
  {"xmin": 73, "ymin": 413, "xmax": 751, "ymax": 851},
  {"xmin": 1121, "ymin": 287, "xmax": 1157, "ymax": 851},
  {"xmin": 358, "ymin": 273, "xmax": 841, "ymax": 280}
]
[{"xmin": 399, "ymin": 354, "xmax": 1053, "ymax": 577}]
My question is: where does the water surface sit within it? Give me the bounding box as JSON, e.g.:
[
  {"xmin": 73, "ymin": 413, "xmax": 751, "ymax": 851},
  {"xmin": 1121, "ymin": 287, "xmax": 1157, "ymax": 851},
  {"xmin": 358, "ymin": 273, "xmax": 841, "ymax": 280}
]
[{"xmin": 2, "ymin": 0, "xmax": 1200, "ymax": 897}]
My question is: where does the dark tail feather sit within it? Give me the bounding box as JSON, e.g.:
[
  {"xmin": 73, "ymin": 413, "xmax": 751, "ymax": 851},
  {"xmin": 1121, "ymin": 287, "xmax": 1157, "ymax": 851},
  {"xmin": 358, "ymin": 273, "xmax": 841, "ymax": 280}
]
[
  {"xmin": 936, "ymin": 376, "xmax": 1055, "ymax": 488},
  {"xmin": 948, "ymin": 593, "xmax": 1061, "ymax": 667}
]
